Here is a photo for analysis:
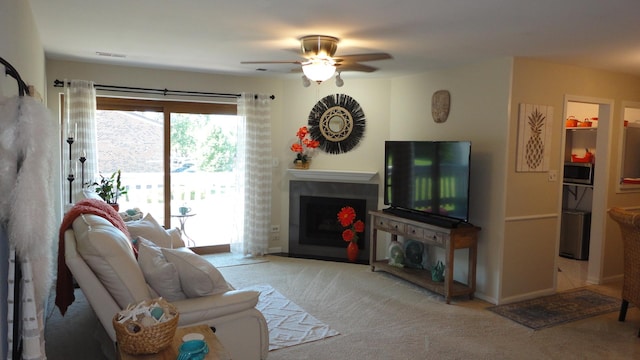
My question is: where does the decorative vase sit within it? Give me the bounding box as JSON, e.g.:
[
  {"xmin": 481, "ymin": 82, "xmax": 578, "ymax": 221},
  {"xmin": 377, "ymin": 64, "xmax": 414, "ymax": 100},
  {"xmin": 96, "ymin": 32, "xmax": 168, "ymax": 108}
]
[
  {"xmin": 431, "ymin": 260, "xmax": 445, "ymax": 282},
  {"xmin": 347, "ymin": 241, "xmax": 359, "ymax": 262},
  {"xmin": 109, "ymin": 203, "xmax": 120, "ymax": 212},
  {"xmin": 294, "ymin": 159, "xmax": 311, "ymax": 170}
]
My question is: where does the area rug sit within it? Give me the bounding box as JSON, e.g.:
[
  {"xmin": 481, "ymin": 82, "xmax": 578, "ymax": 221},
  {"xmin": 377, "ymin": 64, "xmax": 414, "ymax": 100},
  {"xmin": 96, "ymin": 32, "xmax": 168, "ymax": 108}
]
[
  {"xmin": 247, "ymin": 284, "xmax": 340, "ymax": 351},
  {"xmin": 202, "ymin": 252, "xmax": 269, "ymax": 268},
  {"xmin": 487, "ymin": 289, "xmax": 620, "ymax": 330}
]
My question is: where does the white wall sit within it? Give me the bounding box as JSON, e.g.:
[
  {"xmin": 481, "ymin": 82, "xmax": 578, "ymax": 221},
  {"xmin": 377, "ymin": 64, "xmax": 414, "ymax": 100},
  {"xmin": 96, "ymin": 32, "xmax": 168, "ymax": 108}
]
[{"xmin": 388, "ymin": 58, "xmax": 514, "ymax": 303}]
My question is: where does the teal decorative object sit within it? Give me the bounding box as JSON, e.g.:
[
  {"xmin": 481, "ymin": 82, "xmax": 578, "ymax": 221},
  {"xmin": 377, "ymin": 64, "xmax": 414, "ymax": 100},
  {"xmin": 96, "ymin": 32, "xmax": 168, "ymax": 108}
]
[
  {"xmin": 431, "ymin": 260, "xmax": 445, "ymax": 282},
  {"xmin": 388, "ymin": 242, "xmax": 404, "ymax": 268}
]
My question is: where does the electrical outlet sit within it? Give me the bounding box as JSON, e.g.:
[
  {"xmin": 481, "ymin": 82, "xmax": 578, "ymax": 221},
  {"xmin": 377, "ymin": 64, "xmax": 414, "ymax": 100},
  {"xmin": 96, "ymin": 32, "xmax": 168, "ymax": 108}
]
[
  {"xmin": 548, "ymin": 170, "xmax": 557, "ymax": 182},
  {"xmin": 271, "ymin": 225, "xmax": 280, "ymax": 233},
  {"xmin": 270, "ymin": 234, "xmax": 280, "ymax": 242}
]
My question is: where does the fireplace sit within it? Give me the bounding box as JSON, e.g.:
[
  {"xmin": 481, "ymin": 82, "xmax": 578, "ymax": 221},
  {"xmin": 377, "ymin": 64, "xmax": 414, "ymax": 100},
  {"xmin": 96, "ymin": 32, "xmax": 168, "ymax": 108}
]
[{"xmin": 289, "ymin": 179, "xmax": 378, "ymax": 263}]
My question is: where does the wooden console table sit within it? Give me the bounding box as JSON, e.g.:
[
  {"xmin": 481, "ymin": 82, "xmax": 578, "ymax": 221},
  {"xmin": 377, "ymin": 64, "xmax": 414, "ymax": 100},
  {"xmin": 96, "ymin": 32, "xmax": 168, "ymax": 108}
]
[{"xmin": 369, "ymin": 210, "xmax": 480, "ymax": 303}]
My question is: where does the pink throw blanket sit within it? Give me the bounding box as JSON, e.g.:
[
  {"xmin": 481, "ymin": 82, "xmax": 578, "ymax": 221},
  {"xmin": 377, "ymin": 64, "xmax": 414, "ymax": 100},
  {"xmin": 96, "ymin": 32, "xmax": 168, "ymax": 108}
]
[{"xmin": 55, "ymin": 199, "xmax": 131, "ymax": 315}]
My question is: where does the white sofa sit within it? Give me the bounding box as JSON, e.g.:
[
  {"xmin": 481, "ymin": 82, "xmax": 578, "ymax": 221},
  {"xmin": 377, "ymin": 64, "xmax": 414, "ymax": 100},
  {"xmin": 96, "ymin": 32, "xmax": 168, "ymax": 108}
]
[{"xmin": 64, "ymin": 213, "xmax": 269, "ymax": 359}]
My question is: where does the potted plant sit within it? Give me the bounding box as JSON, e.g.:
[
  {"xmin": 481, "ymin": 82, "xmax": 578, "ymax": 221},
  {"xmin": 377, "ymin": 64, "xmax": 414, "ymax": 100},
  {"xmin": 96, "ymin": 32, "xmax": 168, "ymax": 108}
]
[
  {"xmin": 92, "ymin": 170, "xmax": 128, "ymax": 210},
  {"xmin": 290, "ymin": 125, "xmax": 319, "ymax": 169}
]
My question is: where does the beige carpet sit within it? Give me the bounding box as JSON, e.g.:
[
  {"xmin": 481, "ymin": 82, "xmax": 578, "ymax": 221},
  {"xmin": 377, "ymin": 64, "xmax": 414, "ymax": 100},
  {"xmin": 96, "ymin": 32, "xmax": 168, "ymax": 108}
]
[
  {"xmin": 219, "ymin": 255, "xmax": 640, "ymax": 360},
  {"xmin": 45, "ymin": 255, "xmax": 640, "ymax": 359}
]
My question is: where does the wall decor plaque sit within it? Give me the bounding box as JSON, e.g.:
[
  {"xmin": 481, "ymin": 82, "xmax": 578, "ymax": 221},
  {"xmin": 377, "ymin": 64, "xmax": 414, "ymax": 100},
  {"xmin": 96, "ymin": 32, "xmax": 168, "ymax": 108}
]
[
  {"xmin": 308, "ymin": 94, "xmax": 365, "ymax": 154},
  {"xmin": 432, "ymin": 90, "xmax": 451, "ymax": 123}
]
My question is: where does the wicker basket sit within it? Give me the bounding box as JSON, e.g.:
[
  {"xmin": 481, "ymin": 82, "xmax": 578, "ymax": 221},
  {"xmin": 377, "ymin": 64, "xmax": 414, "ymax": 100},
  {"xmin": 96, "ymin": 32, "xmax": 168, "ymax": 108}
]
[{"xmin": 112, "ymin": 299, "xmax": 179, "ymax": 355}]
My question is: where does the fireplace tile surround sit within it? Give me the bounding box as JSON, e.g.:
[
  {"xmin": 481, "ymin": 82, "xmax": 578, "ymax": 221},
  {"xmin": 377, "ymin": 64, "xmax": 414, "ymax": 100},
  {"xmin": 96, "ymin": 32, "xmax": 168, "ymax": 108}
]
[{"xmin": 288, "ymin": 170, "xmax": 378, "ymax": 263}]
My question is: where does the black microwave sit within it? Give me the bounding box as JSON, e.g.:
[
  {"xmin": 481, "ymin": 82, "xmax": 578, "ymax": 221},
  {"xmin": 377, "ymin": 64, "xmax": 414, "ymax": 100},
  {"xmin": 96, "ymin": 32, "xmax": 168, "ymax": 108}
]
[{"xmin": 563, "ymin": 162, "xmax": 594, "ymax": 185}]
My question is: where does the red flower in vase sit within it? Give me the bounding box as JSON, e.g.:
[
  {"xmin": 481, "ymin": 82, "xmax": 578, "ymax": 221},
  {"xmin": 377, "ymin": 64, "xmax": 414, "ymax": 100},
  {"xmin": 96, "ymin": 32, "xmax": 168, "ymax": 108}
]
[{"xmin": 337, "ymin": 206, "xmax": 365, "ymax": 243}]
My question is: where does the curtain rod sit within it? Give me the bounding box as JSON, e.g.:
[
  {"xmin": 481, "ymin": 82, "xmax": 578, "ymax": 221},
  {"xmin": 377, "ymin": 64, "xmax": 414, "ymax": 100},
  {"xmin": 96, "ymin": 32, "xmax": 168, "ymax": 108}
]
[{"xmin": 53, "ymin": 79, "xmax": 275, "ymax": 100}]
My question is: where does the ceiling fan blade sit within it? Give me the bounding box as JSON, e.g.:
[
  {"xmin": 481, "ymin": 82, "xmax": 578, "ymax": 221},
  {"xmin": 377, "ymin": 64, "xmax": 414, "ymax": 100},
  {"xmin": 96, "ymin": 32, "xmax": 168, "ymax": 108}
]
[
  {"xmin": 337, "ymin": 63, "xmax": 378, "ymax": 73},
  {"xmin": 334, "ymin": 53, "xmax": 392, "ymax": 63},
  {"xmin": 241, "ymin": 60, "xmax": 302, "ymax": 65}
]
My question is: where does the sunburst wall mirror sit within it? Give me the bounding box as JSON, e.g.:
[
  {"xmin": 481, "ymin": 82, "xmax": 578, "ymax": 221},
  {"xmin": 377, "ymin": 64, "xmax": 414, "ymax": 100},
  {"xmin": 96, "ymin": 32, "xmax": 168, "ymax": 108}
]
[{"xmin": 308, "ymin": 94, "xmax": 366, "ymax": 154}]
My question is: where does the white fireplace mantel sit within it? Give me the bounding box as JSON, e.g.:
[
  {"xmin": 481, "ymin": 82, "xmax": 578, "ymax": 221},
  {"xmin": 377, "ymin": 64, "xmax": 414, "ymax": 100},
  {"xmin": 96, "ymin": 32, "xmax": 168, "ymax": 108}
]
[{"xmin": 287, "ymin": 169, "xmax": 377, "ymax": 182}]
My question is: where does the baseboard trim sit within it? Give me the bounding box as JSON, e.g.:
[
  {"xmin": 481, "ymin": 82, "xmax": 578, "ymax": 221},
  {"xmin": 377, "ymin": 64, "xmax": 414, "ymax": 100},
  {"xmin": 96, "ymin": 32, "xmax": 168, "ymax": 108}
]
[{"xmin": 267, "ymin": 246, "xmax": 282, "ymax": 254}]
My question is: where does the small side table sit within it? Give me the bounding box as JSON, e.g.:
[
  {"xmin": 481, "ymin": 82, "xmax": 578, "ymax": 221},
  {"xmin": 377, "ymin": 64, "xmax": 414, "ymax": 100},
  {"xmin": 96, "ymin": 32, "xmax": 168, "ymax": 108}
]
[
  {"xmin": 117, "ymin": 324, "xmax": 230, "ymax": 360},
  {"xmin": 171, "ymin": 213, "xmax": 196, "ymax": 246}
]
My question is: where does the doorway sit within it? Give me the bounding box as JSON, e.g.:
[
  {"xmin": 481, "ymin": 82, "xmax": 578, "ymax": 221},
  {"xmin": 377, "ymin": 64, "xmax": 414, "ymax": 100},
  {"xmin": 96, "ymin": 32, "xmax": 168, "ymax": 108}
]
[{"xmin": 557, "ymin": 95, "xmax": 613, "ymax": 290}]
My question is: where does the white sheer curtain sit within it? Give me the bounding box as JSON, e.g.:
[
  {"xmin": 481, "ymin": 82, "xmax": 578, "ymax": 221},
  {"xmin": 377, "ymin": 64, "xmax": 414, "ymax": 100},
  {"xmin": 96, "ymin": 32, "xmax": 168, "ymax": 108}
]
[
  {"xmin": 62, "ymin": 80, "xmax": 98, "ymax": 205},
  {"xmin": 231, "ymin": 93, "xmax": 272, "ymax": 256}
]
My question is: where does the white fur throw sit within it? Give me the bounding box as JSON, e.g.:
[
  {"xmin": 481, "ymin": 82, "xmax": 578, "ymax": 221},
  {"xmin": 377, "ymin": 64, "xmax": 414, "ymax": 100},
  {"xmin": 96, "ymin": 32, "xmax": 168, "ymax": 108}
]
[{"xmin": 0, "ymin": 95, "xmax": 56, "ymax": 360}]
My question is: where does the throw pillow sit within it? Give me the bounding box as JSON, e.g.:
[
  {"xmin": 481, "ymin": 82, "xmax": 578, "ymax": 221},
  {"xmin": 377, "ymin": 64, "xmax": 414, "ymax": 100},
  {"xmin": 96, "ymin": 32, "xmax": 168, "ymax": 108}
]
[
  {"xmin": 126, "ymin": 213, "xmax": 173, "ymax": 248},
  {"xmin": 161, "ymin": 247, "xmax": 232, "ymax": 298},
  {"xmin": 82, "ymin": 189, "xmax": 104, "ymax": 201},
  {"xmin": 137, "ymin": 237, "xmax": 186, "ymax": 301},
  {"xmin": 166, "ymin": 228, "xmax": 185, "ymax": 248},
  {"xmin": 119, "ymin": 207, "xmax": 144, "ymax": 222}
]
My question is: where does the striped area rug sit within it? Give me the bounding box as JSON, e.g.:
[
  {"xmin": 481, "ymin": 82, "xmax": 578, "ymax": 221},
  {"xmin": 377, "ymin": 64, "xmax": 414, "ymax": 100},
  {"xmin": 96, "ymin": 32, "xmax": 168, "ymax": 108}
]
[{"xmin": 247, "ymin": 284, "xmax": 340, "ymax": 351}]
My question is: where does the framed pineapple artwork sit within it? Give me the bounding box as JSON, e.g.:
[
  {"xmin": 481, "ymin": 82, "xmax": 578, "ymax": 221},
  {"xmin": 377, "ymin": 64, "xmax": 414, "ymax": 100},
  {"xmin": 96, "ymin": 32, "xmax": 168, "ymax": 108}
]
[{"xmin": 516, "ymin": 103, "xmax": 553, "ymax": 172}]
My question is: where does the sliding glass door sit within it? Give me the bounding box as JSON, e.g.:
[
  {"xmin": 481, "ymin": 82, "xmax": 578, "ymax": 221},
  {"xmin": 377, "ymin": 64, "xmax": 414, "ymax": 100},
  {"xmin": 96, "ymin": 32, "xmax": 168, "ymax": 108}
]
[
  {"xmin": 94, "ymin": 97, "xmax": 238, "ymax": 250},
  {"xmin": 168, "ymin": 112, "xmax": 239, "ymax": 247}
]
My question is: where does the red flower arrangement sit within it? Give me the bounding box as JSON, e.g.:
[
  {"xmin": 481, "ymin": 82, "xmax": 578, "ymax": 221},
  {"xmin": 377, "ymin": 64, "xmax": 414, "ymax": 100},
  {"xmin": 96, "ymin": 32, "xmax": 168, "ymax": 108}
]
[
  {"xmin": 337, "ymin": 206, "xmax": 365, "ymax": 244},
  {"xmin": 291, "ymin": 126, "xmax": 320, "ymax": 164}
]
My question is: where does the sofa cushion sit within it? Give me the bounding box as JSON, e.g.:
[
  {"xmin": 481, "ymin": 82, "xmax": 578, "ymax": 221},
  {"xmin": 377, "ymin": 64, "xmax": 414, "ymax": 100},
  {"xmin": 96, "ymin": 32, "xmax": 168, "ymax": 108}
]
[
  {"xmin": 137, "ymin": 237, "xmax": 186, "ymax": 301},
  {"xmin": 126, "ymin": 213, "xmax": 184, "ymax": 249},
  {"xmin": 161, "ymin": 247, "xmax": 233, "ymax": 298},
  {"xmin": 72, "ymin": 214, "xmax": 150, "ymax": 308},
  {"xmin": 166, "ymin": 228, "xmax": 185, "ymax": 248}
]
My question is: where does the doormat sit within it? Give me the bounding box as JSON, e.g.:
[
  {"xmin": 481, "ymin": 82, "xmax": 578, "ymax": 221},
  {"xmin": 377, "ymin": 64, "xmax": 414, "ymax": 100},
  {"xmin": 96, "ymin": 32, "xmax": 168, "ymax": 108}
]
[{"xmin": 487, "ymin": 289, "xmax": 620, "ymax": 330}]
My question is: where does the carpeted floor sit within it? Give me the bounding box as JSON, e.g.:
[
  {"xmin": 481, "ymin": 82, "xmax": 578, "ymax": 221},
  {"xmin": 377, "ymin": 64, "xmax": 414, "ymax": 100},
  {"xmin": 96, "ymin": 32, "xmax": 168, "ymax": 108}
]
[
  {"xmin": 45, "ymin": 255, "xmax": 640, "ymax": 359},
  {"xmin": 487, "ymin": 289, "xmax": 621, "ymax": 330}
]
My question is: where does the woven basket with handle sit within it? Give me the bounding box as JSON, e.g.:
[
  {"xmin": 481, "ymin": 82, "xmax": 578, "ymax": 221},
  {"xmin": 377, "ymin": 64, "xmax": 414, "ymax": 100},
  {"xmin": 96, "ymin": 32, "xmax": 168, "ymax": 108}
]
[{"xmin": 112, "ymin": 298, "xmax": 179, "ymax": 355}]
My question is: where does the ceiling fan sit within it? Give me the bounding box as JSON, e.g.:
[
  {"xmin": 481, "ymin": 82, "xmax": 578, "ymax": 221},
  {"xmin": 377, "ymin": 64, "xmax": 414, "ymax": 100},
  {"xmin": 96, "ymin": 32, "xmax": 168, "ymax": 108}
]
[{"xmin": 241, "ymin": 35, "xmax": 392, "ymax": 86}]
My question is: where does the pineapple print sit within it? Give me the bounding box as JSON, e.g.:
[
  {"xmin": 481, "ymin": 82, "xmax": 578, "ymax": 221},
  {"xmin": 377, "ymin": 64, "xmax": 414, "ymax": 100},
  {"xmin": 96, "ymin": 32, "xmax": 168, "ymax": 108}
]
[{"xmin": 525, "ymin": 108, "xmax": 546, "ymax": 169}]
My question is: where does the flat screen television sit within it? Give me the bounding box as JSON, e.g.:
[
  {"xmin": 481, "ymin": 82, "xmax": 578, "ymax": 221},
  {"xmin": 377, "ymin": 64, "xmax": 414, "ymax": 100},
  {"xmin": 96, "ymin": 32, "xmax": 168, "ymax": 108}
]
[{"xmin": 384, "ymin": 140, "xmax": 471, "ymax": 227}]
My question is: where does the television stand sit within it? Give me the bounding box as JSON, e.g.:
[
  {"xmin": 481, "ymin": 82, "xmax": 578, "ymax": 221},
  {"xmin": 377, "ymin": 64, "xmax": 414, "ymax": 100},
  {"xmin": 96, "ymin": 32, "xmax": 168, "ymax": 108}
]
[
  {"xmin": 382, "ymin": 207, "xmax": 466, "ymax": 228},
  {"xmin": 369, "ymin": 210, "xmax": 480, "ymax": 303}
]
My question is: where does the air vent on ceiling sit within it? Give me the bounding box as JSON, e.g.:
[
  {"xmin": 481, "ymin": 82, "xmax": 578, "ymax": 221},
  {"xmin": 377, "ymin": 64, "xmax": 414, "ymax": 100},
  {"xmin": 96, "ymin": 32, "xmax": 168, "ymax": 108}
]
[{"xmin": 95, "ymin": 51, "xmax": 126, "ymax": 58}]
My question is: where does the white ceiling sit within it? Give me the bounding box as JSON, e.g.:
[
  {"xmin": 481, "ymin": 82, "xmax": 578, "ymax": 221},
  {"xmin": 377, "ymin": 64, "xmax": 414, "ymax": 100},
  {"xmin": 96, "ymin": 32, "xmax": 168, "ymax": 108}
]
[{"xmin": 28, "ymin": 0, "xmax": 640, "ymax": 80}]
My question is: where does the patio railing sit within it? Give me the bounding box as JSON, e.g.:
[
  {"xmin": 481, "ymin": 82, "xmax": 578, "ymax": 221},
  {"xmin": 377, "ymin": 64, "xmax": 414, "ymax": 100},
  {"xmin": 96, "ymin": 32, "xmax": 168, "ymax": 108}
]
[{"xmin": 117, "ymin": 172, "xmax": 238, "ymax": 247}]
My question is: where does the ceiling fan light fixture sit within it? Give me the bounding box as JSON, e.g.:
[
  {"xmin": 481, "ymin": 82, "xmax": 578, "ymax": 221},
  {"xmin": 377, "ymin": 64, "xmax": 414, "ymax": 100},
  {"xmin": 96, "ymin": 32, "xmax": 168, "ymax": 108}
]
[
  {"xmin": 302, "ymin": 58, "xmax": 336, "ymax": 83},
  {"xmin": 302, "ymin": 75, "xmax": 311, "ymax": 87},
  {"xmin": 300, "ymin": 35, "xmax": 339, "ymax": 58},
  {"xmin": 335, "ymin": 72, "xmax": 344, "ymax": 87}
]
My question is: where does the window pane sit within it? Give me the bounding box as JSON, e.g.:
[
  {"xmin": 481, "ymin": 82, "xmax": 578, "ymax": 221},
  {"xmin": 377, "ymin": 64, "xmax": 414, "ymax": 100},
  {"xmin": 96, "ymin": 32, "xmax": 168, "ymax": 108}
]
[
  {"xmin": 95, "ymin": 110, "xmax": 165, "ymax": 224},
  {"xmin": 170, "ymin": 113, "xmax": 239, "ymax": 246}
]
